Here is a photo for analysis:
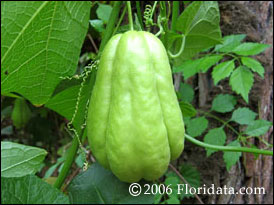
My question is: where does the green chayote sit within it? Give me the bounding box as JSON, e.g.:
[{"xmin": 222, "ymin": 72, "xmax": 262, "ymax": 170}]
[
  {"xmin": 11, "ymin": 98, "xmax": 32, "ymax": 129},
  {"xmin": 87, "ymin": 31, "xmax": 185, "ymax": 183}
]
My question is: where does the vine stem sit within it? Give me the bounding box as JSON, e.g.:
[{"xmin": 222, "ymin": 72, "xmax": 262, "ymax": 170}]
[
  {"xmin": 168, "ymin": 34, "xmax": 185, "ymax": 58},
  {"xmin": 246, "ymin": 135, "xmax": 273, "ymax": 147},
  {"xmin": 200, "ymin": 110, "xmax": 240, "ymax": 136},
  {"xmin": 185, "ymin": 134, "xmax": 273, "ymax": 156},
  {"xmin": 155, "ymin": 16, "xmax": 163, "ymax": 37},
  {"xmin": 99, "ymin": 1, "xmax": 122, "ymax": 53},
  {"xmin": 169, "ymin": 164, "xmax": 204, "ymax": 204},
  {"xmin": 127, "ymin": 1, "xmax": 133, "ymax": 31},
  {"xmin": 53, "ymin": 128, "xmax": 85, "ymax": 189},
  {"xmin": 136, "ymin": 1, "xmax": 144, "ymax": 30},
  {"xmin": 150, "ymin": 1, "xmax": 158, "ymax": 19},
  {"xmin": 112, "ymin": 5, "xmax": 127, "ymax": 35},
  {"xmin": 171, "ymin": 1, "xmax": 179, "ymax": 31},
  {"xmin": 53, "ymin": 62, "xmax": 97, "ymax": 189},
  {"xmin": 197, "ymin": 52, "xmax": 242, "ymax": 67},
  {"xmin": 87, "ymin": 33, "xmax": 98, "ymax": 53}
]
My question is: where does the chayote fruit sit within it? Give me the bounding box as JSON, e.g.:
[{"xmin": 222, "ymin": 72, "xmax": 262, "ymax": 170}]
[
  {"xmin": 87, "ymin": 31, "xmax": 185, "ymax": 183},
  {"xmin": 11, "ymin": 98, "xmax": 32, "ymax": 129}
]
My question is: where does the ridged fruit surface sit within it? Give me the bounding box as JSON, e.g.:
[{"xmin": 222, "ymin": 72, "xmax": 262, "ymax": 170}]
[{"xmin": 87, "ymin": 31, "xmax": 185, "ymax": 183}]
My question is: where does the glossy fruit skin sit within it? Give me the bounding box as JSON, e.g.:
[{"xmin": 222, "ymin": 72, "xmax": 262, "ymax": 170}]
[{"xmin": 87, "ymin": 31, "xmax": 185, "ymax": 183}]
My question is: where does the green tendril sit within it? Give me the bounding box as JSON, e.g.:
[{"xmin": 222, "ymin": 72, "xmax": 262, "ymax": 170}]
[{"xmin": 168, "ymin": 34, "xmax": 186, "ymax": 58}]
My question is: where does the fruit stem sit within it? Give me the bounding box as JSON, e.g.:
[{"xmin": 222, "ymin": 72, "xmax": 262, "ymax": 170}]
[{"xmin": 127, "ymin": 1, "xmax": 134, "ymax": 31}]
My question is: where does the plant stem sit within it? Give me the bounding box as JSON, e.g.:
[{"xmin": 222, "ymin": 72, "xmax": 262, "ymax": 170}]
[
  {"xmin": 169, "ymin": 164, "xmax": 204, "ymax": 204},
  {"xmin": 166, "ymin": 1, "xmax": 171, "ymax": 24},
  {"xmin": 151, "ymin": 1, "xmax": 158, "ymax": 19},
  {"xmin": 136, "ymin": 1, "xmax": 144, "ymax": 30},
  {"xmin": 99, "ymin": 1, "xmax": 122, "ymax": 53},
  {"xmin": 53, "ymin": 124, "xmax": 86, "ymax": 189},
  {"xmin": 155, "ymin": 15, "xmax": 164, "ymax": 37},
  {"xmin": 200, "ymin": 110, "xmax": 240, "ymax": 136},
  {"xmin": 222, "ymin": 52, "xmax": 238, "ymax": 59},
  {"xmin": 255, "ymin": 136, "xmax": 273, "ymax": 147},
  {"xmin": 185, "ymin": 134, "xmax": 273, "ymax": 156},
  {"xmin": 53, "ymin": 135, "xmax": 79, "ymax": 189},
  {"xmin": 171, "ymin": 1, "xmax": 179, "ymax": 32},
  {"xmin": 168, "ymin": 34, "xmax": 185, "ymax": 58},
  {"xmin": 159, "ymin": 1, "xmax": 168, "ymax": 47},
  {"xmin": 127, "ymin": 1, "xmax": 133, "ymax": 31},
  {"xmin": 112, "ymin": 5, "xmax": 127, "ymax": 35},
  {"xmin": 87, "ymin": 33, "xmax": 98, "ymax": 53}
]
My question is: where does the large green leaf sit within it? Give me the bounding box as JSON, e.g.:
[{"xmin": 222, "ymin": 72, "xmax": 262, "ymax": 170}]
[
  {"xmin": 1, "ymin": 175, "xmax": 69, "ymax": 204},
  {"xmin": 211, "ymin": 94, "xmax": 237, "ymax": 113},
  {"xmin": 186, "ymin": 117, "xmax": 208, "ymax": 137},
  {"xmin": 214, "ymin": 34, "xmax": 246, "ymax": 52},
  {"xmin": 230, "ymin": 107, "xmax": 257, "ymax": 125},
  {"xmin": 204, "ymin": 127, "xmax": 227, "ymax": 157},
  {"xmin": 229, "ymin": 66, "xmax": 254, "ymax": 103},
  {"xmin": 179, "ymin": 164, "xmax": 201, "ymax": 199},
  {"xmin": 1, "ymin": 2, "xmax": 91, "ymax": 105},
  {"xmin": 232, "ymin": 43, "xmax": 270, "ymax": 56},
  {"xmin": 96, "ymin": 3, "xmax": 113, "ymax": 23},
  {"xmin": 173, "ymin": 1, "xmax": 222, "ymax": 63},
  {"xmin": 179, "ymin": 83, "xmax": 194, "ymax": 103},
  {"xmin": 241, "ymin": 57, "xmax": 265, "ymax": 78},
  {"xmin": 212, "ymin": 60, "xmax": 235, "ymax": 85},
  {"xmin": 1, "ymin": 141, "xmax": 47, "ymax": 178},
  {"xmin": 68, "ymin": 163, "xmax": 155, "ymax": 204},
  {"xmin": 173, "ymin": 55, "xmax": 222, "ymax": 79},
  {"xmin": 179, "ymin": 101, "xmax": 197, "ymax": 117},
  {"xmin": 199, "ymin": 55, "xmax": 223, "ymax": 73},
  {"xmin": 223, "ymin": 140, "xmax": 242, "ymax": 171},
  {"xmin": 45, "ymin": 69, "xmax": 96, "ymax": 132},
  {"xmin": 173, "ymin": 59, "xmax": 201, "ymax": 79},
  {"xmin": 244, "ymin": 120, "xmax": 272, "ymax": 137},
  {"xmin": 164, "ymin": 174, "xmax": 180, "ymax": 202}
]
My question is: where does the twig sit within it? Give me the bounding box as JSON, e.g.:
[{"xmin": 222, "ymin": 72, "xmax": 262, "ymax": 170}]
[
  {"xmin": 63, "ymin": 167, "xmax": 81, "ymax": 191},
  {"xmin": 169, "ymin": 164, "xmax": 204, "ymax": 204},
  {"xmin": 199, "ymin": 110, "xmax": 240, "ymax": 136},
  {"xmin": 87, "ymin": 150, "xmax": 96, "ymax": 163},
  {"xmin": 87, "ymin": 33, "xmax": 98, "ymax": 53}
]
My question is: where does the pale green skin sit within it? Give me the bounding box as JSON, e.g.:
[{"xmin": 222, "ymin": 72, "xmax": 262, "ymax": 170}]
[{"xmin": 87, "ymin": 31, "xmax": 185, "ymax": 183}]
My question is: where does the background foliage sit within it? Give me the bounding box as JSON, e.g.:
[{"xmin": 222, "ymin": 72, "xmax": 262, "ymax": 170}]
[{"xmin": 1, "ymin": 1, "xmax": 272, "ymax": 204}]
